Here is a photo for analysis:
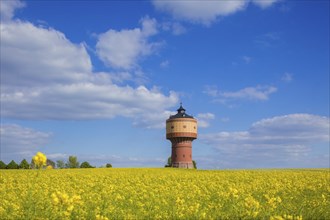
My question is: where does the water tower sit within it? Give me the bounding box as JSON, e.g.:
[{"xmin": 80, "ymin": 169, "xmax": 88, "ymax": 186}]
[{"xmin": 166, "ymin": 103, "xmax": 197, "ymax": 168}]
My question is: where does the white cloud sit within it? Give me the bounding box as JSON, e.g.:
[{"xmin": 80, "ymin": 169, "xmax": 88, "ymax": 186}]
[
  {"xmin": 153, "ymin": 0, "xmax": 280, "ymax": 25},
  {"xmin": 161, "ymin": 22, "xmax": 187, "ymax": 35},
  {"xmin": 1, "ymin": 13, "xmax": 178, "ymax": 128},
  {"xmin": 2, "ymin": 82, "xmax": 178, "ymax": 121},
  {"xmin": 204, "ymin": 85, "xmax": 277, "ymax": 103},
  {"xmin": 0, "ymin": 124, "xmax": 51, "ymax": 160},
  {"xmin": 196, "ymin": 113, "xmax": 215, "ymax": 128},
  {"xmin": 153, "ymin": 0, "xmax": 247, "ymax": 25},
  {"xmin": 222, "ymin": 85, "xmax": 277, "ymax": 100},
  {"xmin": 160, "ymin": 60, "xmax": 169, "ymax": 68},
  {"xmin": 96, "ymin": 16, "xmax": 161, "ymax": 70},
  {"xmin": 255, "ymin": 32, "xmax": 281, "ymax": 48},
  {"xmin": 1, "ymin": 21, "xmax": 92, "ymax": 88},
  {"xmin": 281, "ymin": 72, "xmax": 293, "ymax": 83},
  {"xmin": 252, "ymin": 0, "xmax": 280, "ymax": 9},
  {"xmin": 133, "ymin": 110, "xmax": 176, "ymax": 129},
  {"xmin": 242, "ymin": 56, "xmax": 252, "ymax": 64},
  {"xmin": 200, "ymin": 114, "xmax": 330, "ymax": 168},
  {"xmin": 0, "ymin": 0, "xmax": 25, "ymax": 21},
  {"xmin": 171, "ymin": 22, "xmax": 187, "ymax": 35}
]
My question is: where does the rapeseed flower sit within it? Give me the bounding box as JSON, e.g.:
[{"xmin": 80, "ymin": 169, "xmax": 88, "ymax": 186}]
[{"xmin": 32, "ymin": 151, "xmax": 47, "ymax": 169}]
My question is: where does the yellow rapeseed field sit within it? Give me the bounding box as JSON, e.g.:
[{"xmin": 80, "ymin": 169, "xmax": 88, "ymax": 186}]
[{"xmin": 0, "ymin": 168, "xmax": 329, "ymax": 219}]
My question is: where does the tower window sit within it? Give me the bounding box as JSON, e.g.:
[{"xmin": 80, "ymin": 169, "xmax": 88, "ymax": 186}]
[
  {"xmin": 171, "ymin": 126, "xmax": 174, "ymax": 129},
  {"xmin": 194, "ymin": 126, "xmax": 196, "ymax": 129},
  {"xmin": 183, "ymin": 154, "xmax": 185, "ymax": 158},
  {"xmin": 183, "ymin": 125, "xmax": 186, "ymax": 128}
]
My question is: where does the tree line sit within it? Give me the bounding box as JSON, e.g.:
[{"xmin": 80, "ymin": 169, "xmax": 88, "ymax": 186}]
[{"xmin": 0, "ymin": 155, "xmax": 112, "ymax": 169}]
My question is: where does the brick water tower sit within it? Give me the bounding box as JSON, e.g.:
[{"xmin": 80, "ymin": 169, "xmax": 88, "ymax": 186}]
[{"xmin": 166, "ymin": 103, "xmax": 197, "ymax": 168}]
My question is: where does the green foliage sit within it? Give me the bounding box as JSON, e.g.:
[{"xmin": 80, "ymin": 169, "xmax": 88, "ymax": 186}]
[
  {"xmin": 47, "ymin": 159, "xmax": 55, "ymax": 168},
  {"xmin": 80, "ymin": 161, "xmax": 94, "ymax": 168},
  {"xmin": 106, "ymin": 163, "xmax": 112, "ymax": 168},
  {"xmin": 0, "ymin": 160, "xmax": 7, "ymax": 169},
  {"xmin": 66, "ymin": 156, "xmax": 79, "ymax": 168},
  {"xmin": 19, "ymin": 159, "xmax": 30, "ymax": 169},
  {"xmin": 192, "ymin": 160, "xmax": 197, "ymax": 169},
  {"xmin": 165, "ymin": 156, "xmax": 172, "ymax": 167},
  {"xmin": 6, "ymin": 160, "xmax": 19, "ymax": 169},
  {"xmin": 56, "ymin": 160, "xmax": 65, "ymax": 169},
  {"xmin": 30, "ymin": 159, "xmax": 35, "ymax": 169},
  {"xmin": 164, "ymin": 156, "xmax": 197, "ymax": 169}
]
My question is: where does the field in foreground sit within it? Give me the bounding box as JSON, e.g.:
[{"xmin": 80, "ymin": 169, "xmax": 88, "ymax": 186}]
[{"xmin": 1, "ymin": 168, "xmax": 329, "ymax": 220}]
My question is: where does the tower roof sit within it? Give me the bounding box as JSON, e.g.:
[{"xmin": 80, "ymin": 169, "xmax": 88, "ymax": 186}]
[{"xmin": 169, "ymin": 103, "xmax": 194, "ymax": 119}]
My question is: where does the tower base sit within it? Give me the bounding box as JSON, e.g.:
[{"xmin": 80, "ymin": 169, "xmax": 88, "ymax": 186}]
[{"xmin": 172, "ymin": 162, "xmax": 194, "ymax": 169}]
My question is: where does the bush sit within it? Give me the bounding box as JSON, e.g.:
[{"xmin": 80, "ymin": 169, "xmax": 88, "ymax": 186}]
[
  {"xmin": 192, "ymin": 160, "xmax": 197, "ymax": 169},
  {"xmin": 80, "ymin": 161, "xmax": 94, "ymax": 168},
  {"xmin": 164, "ymin": 156, "xmax": 171, "ymax": 167},
  {"xmin": 106, "ymin": 163, "xmax": 112, "ymax": 168}
]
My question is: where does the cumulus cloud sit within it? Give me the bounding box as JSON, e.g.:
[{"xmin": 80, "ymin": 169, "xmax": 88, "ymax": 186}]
[
  {"xmin": 161, "ymin": 22, "xmax": 187, "ymax": 35},
  {"xmin": 1, "ymin": 8, "xmax": 178, "ymax": 127},
  {"xmin": 196, "ymin": 113, "xmax": 215, "ymax": 128},
  {"xmin": 153, "ymin": 0, "xmax": 280, "ymax": 25},
  {"xmin": 0, "ymin": 0, "xmax": 25, "ymax": 21},
  {"xmin": 1, "ymin": 21, "xmax": 92, "ymax": 88},
  {"xmin": 204, "ymin": 85, "xmax": 277, "ymax": 103},
  {"xmin": 200, "ymin": 114, "xmax": 330, "ymax": 168},
  {"xmin": 0, "ymin": 124, "xmax": 51, "ymax": 161},
  {"xmin": 96, "ymin": 17, "xmax": 161, "ymax": 70},
  {"xmin": 222, "ymin": 86, "xmax": 277, "ymax": 100},
  {"xmin": 133, "ymin": 110, "xmax": 176, "ymax": 129}
]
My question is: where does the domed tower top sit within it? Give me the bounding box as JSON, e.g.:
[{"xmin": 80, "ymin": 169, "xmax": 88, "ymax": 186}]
[{"xmin": 169, "ymin": 103, "xmax": 194, "ymax": 119}]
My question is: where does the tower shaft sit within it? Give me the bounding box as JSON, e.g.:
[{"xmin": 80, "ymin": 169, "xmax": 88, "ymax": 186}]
[
  {"xmin": 170, "ymin": 137, "xmax": 194, "ymax": 168},
  {"xmin": 165, "ymin": 104, "xmax": 197, "ymax": 169}
]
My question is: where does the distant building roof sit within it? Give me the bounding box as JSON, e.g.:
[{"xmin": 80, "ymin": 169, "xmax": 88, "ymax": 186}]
[{"xmin": 169, "ymin": 103, "xmax": 194, "ymax": 119}]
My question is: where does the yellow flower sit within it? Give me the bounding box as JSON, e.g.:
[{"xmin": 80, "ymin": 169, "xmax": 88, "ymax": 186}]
[{"xmin": 33, "ymin": 152, "xmax": 47, "ymax": 169}]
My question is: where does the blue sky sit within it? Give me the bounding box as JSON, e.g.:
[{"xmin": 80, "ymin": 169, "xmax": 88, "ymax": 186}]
[{"xmin": 1, "ymin": 0, "xmax": 329, "ymax": 169}]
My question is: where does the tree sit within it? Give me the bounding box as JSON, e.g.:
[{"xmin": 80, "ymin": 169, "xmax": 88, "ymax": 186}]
[
  {"xmin": 19, "ymin": 159, "xmax": 30, "ymax": 169},
  {"xmin": 47, "ymin": 159, "xmax": 55, "ymax": 168},
  {"xmin": 66, "ymin": 156, "xmax": 79, "ymax": 168},
  {"xmin": 6, "ymin": 160, "xmax": 18, "ymax": 169},
  {"xmin": 0, "ymin": 160, "xmax": 6, "ymax": 169},
  {"xmin": 106, "ymin": 163, "xmax": 112, "ymax": 168},
  {"xmin": 192, "ymin": 160, "xmax": 197, "ymax": 169},
  {"xmin": 80, "ymin": 161, "xmax": 94, "ymax": 168},
  {"xmin": 30, "ymin": 159, "xmax": 35, "ymax": 169},
  {"xmin": 164, "ymin": 156, "xmax": 172, "ymax": 167},
  {"xmin": 56, "ymin": 160, "xmax": 65, "ymax": 169}
]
